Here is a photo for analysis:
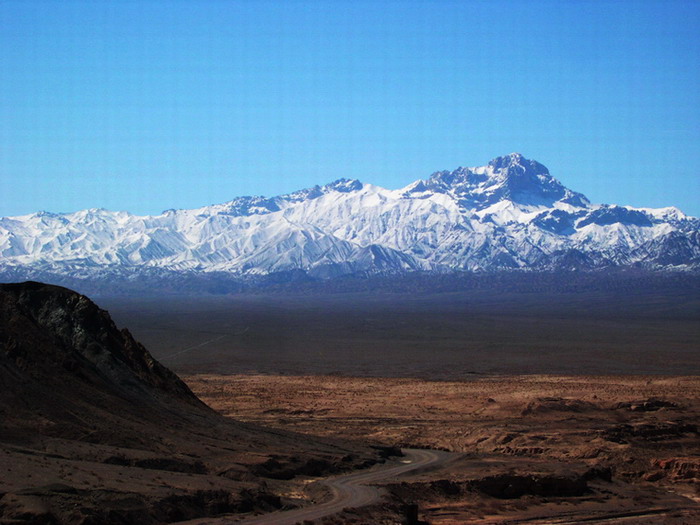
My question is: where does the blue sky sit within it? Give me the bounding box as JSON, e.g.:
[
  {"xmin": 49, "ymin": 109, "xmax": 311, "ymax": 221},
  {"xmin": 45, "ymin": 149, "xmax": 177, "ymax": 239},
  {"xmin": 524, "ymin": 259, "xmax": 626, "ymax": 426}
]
[{"xmin": 1, "ymin": 0, "xmax": 699, "ymax": 216}]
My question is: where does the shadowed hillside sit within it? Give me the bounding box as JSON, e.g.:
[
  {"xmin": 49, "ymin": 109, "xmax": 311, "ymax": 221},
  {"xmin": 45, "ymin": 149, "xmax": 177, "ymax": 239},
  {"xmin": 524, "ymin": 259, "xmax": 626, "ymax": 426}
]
[{"xmin": 0, "ymin": 282, "xmax": 376, "ymax": 524}]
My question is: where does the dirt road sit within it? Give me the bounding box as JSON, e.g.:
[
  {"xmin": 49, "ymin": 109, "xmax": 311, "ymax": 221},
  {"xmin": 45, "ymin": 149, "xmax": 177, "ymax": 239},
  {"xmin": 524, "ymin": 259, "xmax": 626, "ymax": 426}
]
[
  {"xmin": 177, "ymin": 448, "xmax": 452, "ymax": 525},
  {"xmin": 238, "ymin": 448, "xmax": 451, "ymax": 524}
]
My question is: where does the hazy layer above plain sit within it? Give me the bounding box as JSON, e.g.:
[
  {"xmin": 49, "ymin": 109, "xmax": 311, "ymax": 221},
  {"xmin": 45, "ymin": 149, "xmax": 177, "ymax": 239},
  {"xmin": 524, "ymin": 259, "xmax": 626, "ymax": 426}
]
[{"xmin": 101, "ymin": 280, "xmax": 700, "ymax": 378}]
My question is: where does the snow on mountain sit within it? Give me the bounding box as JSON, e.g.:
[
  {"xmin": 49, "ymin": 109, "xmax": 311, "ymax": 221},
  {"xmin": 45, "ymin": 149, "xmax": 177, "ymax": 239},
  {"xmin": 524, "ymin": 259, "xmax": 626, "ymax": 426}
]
[{"xmin": 1, "ymin": 153, "xmax": 698, "ymax": 279}]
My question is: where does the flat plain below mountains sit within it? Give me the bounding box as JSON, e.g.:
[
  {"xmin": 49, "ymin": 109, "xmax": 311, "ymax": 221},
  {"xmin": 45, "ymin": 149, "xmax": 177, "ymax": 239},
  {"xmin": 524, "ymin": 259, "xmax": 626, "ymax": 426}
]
[{"xmin": 101, "ymin": 274, "xmax": 700, "ymax": 378}]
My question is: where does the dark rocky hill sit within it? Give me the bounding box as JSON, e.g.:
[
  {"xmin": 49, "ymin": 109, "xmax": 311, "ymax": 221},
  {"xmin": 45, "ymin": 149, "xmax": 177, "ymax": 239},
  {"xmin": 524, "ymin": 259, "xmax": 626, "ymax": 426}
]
[
  {"xmin": 1, "ymin": 281, "xmax": 199, "ymax": 405},
  {"xmin": 0, "ymin": 282, "xmax": 374, "ymax": 524}
]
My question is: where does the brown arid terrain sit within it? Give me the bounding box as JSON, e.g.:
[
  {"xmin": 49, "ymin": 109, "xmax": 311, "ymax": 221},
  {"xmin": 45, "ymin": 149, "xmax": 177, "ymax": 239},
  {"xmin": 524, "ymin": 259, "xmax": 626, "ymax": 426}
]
[
  {"xmin": 0, "ymin": 283, "xmax": 385, "ymax": 524},
  {"xmin": 2, "ymin": 280, "xmax": 699, "ymax": 524},
  {"xmin": 185, "ymin": 374, "xmax": 700, "ymax": 524}
]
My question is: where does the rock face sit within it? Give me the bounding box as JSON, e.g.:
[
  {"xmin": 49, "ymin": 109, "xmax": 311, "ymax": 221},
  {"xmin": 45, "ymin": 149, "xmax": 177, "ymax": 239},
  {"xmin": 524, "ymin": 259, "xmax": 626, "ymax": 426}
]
[
  {"xmin": 471, "ymin": 473, "xmax": 589, "ymax": 499},
  {"xmin": 653, "ymin": 457, "xmax": 700, "ymax": 482},
  {"xmin": 0, "ymin": 281, "xmax": 199, "ymax": 405},
  {"xmin": 521, "ymin": 397, "xmax": 599, "ymax": 415},
  {"xmin": 0, "ymin": 154, "xmax": 698, "ymax": 285},
  {"xmin": 0, "ymin": 281, "xmax": 212, "ymax": 452}
]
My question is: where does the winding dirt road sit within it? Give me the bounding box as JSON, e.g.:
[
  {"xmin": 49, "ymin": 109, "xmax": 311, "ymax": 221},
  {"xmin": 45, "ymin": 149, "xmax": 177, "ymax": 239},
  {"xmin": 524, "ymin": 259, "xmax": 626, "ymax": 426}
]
[{"xmin": 235, "ymin": 448, "xmax": 453, "ymax": 524}]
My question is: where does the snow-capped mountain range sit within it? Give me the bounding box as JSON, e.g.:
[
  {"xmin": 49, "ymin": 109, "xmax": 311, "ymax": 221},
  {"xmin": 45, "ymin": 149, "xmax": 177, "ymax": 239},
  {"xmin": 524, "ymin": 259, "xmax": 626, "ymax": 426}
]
[{"xmin": 1, "ymin": 153, "xmax": 699, "ymax": 280}]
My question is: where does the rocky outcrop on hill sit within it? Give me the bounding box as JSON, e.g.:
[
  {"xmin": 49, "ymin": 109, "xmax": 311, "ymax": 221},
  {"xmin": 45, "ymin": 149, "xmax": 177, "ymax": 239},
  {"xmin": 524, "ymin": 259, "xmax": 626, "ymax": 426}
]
[{"xmin": 1, "ymin": 281, "xmax": 199, "ymax": 404}]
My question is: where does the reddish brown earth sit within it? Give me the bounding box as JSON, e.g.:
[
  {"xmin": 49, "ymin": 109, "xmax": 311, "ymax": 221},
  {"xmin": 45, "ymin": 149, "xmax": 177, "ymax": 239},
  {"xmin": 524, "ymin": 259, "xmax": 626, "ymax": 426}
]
[{"xmin": 185, "ymin": 374, "xmax": 700, "ymax": 524}]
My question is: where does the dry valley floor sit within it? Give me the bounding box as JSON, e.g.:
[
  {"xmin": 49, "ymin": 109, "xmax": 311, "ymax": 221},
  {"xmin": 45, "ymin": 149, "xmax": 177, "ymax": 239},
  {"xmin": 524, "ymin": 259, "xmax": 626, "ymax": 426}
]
[{"xmin": 185, "ymin": 374, "xmax": 700, "ymax": 524}]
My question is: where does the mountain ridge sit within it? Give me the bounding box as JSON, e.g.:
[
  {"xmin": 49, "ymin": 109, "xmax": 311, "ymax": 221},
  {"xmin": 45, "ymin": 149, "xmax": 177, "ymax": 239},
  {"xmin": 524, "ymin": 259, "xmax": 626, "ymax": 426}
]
[{"xmin": 1, "ymin": 154, "xmax": 698, "ymax": 280}]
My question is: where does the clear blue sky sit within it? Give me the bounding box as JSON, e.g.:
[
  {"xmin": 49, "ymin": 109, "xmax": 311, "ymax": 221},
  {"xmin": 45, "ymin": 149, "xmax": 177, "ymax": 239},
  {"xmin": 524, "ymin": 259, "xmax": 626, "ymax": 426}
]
[{"xmin": 1, "ymin": 0, "xmax": 699, "ymax": 217}]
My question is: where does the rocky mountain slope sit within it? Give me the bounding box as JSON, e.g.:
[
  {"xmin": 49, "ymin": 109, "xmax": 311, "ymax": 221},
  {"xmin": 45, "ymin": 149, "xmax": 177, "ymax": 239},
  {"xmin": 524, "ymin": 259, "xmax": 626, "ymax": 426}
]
[
  {"xmin": 1, "ymin": 154, "xmax": 698, "ymax": 282},
  {"xmin": 0, "ymin": 282, "xmax": 376, "ymax": 524}
]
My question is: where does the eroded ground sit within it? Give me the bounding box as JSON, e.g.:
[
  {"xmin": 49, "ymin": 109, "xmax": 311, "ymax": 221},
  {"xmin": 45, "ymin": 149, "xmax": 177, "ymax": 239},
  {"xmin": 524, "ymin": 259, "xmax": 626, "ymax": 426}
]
[{"xmin": 185, "ymin": 374, "xmax": 700, "ymax": 524}]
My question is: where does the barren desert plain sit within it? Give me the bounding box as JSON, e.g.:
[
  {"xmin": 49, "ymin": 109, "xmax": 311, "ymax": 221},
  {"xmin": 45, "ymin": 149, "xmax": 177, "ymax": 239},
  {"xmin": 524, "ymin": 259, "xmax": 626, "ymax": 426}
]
[{"xmin": 93, "ymin": 274, "xmax": 700, "ymax": 524}]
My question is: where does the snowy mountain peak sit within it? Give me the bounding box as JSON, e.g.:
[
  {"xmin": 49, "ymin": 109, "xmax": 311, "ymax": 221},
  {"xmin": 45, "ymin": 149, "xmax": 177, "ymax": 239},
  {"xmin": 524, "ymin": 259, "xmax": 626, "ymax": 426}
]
[
  {"xmin": 487, "ymin": 152, "xmax": 542, "ymax": 172},
  {"xmin": 324, "ymin": 178, "xmax": 364, "ymax": 193},
  {"xmin": 215, "ymin": 196, "xmax": 281, "ymax": 217},
  {"xmin": 406, "ymin": 154, "xmax": 589, "ymax": 210},
  {"xmin": 279, "ymin": 178, "xmax": 364, "ymax": 204},
  {"xmin": 201, "ymin": 178, "xmax": 366, "ymax": 218},
  {"xmin": 486, "ymin": 153, "xmax": 590, "ymax": 208}
]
